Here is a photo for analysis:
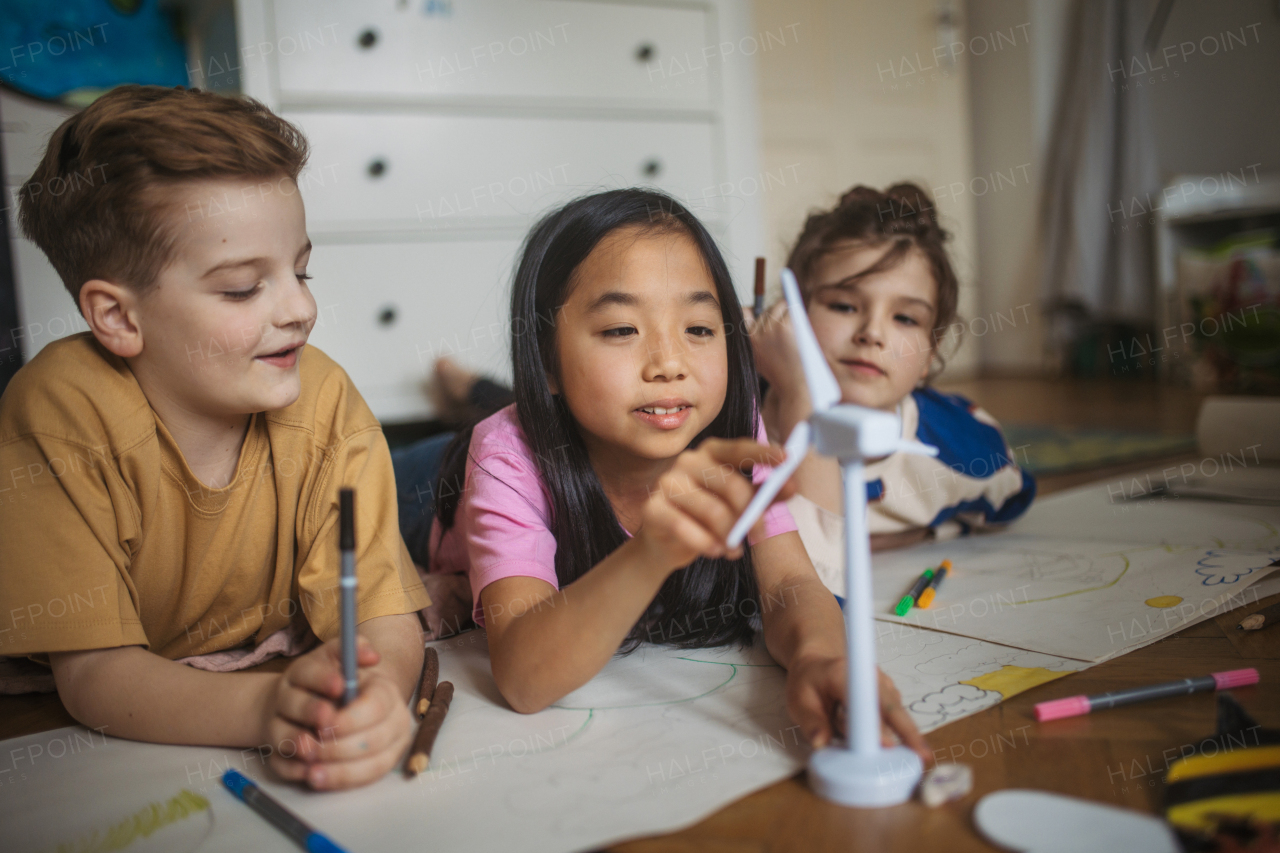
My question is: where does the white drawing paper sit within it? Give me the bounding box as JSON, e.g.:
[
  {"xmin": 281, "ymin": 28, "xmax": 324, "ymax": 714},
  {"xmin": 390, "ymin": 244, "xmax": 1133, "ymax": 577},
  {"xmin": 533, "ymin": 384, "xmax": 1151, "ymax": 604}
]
[
  {"xmin": 0, "ymin": 624, "xmax": 1095, "ymax": 852},
  {"xmin": 871, "ymin": 473, "xmax": 1280, "ymax": 661},
  {"xmin": 5, "ymin": 466, "xmax": 1275, "ymax": 851},
  {"xmin": 1, "ymin": 636, "xmax": 808, "ymax": 853},
  {"xmin": 876, "ymin": 621, "xmax": 1090, "ymax": 733}
]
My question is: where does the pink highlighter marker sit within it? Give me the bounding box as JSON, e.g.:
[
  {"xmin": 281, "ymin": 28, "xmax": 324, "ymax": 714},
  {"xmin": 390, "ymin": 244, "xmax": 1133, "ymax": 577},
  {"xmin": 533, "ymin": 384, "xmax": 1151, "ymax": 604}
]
[{"xmin": 1035, "ymin": 668, "xmax": 1259, "ymax": 722}]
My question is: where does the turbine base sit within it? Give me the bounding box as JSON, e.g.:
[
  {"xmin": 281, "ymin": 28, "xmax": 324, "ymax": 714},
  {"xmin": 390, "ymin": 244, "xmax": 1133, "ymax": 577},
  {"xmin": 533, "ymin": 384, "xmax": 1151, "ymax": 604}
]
[{"xmin": 808, "ymin": 745, "xmax": 922, "ymax": 808}]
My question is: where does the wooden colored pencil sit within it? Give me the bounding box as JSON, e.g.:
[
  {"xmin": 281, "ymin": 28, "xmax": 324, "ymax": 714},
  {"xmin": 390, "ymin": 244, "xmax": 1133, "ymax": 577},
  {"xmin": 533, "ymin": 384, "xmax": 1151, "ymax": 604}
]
[
  {"xmin": 404, "ymin": 681, "xmax": 454, "ymax": 777},
  {"xmin": 1237, "ymin": 601, "xmax": 1280, "ymax": 631},
  {"xmin": 416, "ymin": 647, "xmax": 439, "ymax": 717}
]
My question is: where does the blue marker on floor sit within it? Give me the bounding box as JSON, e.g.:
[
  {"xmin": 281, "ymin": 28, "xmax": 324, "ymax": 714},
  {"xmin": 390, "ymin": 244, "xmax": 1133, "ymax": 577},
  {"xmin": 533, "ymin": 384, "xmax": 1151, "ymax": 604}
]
[{"xmin": 222, "ymin": 769, "xmax": 348, "ymax": 853}]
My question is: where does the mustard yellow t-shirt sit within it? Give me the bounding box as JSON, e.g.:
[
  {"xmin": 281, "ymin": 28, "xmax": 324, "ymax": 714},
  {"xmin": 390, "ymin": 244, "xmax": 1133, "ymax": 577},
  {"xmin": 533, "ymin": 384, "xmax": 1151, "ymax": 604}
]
[{"xmin": 0, "ymin": 333, "xmax": 429, "ymax": 659}]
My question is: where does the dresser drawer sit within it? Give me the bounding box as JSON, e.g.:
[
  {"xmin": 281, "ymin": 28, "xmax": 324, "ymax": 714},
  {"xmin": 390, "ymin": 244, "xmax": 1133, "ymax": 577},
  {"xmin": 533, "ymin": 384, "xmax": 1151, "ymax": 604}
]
[
  {"xmin": 1, "ymin": 92, "xmax": 73, "ymax": 185},
  {"xmin": 305, "ymin": 238, "xmax": 521, "ymax": 422},
  {"xmin": 288, "ymin": 111, "xmax": 719, "ymax": 231},
  {"xmin": 268, "ymin": 0, "xmax": 711, "ymax": 107}
]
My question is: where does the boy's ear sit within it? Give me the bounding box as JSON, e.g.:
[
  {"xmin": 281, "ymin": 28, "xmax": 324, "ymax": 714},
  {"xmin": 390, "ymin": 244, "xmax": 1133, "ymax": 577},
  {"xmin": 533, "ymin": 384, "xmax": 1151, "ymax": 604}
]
[{"xmin": 80, "ymin": 279, "xmax": 144, "ymax": 358}]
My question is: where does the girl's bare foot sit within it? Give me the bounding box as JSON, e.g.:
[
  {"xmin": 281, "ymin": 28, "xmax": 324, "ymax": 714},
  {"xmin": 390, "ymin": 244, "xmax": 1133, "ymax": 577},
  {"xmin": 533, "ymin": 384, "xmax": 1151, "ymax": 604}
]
[{"xmin": 427, "ymin": 357, "xmax": 480, "ymax": 422}]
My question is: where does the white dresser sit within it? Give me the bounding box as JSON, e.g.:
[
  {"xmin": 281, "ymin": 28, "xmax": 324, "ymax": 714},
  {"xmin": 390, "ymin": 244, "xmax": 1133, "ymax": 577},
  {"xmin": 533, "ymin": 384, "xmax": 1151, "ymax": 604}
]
[
  {"xmin": 234, "ymin": 0, "xmax": 765, "ymax": 422},
  {"xmin": 1, "ymin": 92, "xmax": 76, "ymax": 367}
]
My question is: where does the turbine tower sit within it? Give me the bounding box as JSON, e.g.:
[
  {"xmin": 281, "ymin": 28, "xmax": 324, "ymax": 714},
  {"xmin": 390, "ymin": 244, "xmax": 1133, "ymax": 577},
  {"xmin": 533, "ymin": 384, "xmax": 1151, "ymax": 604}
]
[{"xmin": 728, "ymin": 268, "xmax": 938, "ymax": 807}]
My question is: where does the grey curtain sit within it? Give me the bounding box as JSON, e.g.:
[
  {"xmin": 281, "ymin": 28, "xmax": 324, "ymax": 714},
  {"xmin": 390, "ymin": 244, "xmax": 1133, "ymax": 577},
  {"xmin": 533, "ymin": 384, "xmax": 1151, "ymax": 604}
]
[{"xmin": 1040, "ymin": 0, "xmax": 1159, "ymax": 324}]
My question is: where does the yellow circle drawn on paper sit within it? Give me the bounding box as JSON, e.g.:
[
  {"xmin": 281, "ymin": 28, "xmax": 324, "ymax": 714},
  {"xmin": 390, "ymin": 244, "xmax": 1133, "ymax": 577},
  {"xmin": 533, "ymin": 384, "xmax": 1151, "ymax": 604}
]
[{"xmin": 1145, "ymin": 595, "xmax": 1184, "ymax": 608}]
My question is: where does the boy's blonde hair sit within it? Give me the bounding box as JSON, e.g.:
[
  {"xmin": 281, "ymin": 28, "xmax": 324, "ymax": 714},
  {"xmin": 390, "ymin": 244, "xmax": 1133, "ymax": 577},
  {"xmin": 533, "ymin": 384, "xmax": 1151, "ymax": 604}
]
[{"xmin": 19, "ymin": 85, "xmax": 309, "ymax": 303}]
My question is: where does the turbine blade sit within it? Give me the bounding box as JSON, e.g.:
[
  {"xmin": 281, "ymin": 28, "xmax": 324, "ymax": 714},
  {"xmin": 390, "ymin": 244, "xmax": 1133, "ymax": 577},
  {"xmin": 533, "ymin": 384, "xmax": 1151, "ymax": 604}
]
[
  {"xmin": 781, "ymin": 268, "xmax": 842, "ymax": 412},
  {"xmin": 896, "ymin": 439, "xmax": 939, "ymax": 457},
  {"xmin": 726, "ymin": 421, "xmax": 812, "ymax": 548}
]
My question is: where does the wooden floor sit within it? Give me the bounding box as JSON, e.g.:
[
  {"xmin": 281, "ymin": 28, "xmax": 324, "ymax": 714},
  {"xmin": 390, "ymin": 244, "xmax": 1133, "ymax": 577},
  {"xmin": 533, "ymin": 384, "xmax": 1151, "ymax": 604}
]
[
  {"xmin": 936, "ymin": 376, "xmax": 1206, "ymax": 435},
  {"xmin": 1, "ymin": 377, "xmax": 1274, "ymax": 852},
  {"xmin": 936, "ymin": 376, "xmax": 1210, "ymax": 494},
  {"xmin": 612, "ymin": 597, "xmax": 1277, "ymax": 853}
]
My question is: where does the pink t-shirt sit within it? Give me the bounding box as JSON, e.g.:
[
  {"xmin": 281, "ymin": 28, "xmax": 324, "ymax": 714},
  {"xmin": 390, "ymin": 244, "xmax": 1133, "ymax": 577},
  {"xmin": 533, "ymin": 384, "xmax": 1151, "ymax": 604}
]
[{"xmin": 429, "ymin": 404, "xmax": 798, "ymax": 626}]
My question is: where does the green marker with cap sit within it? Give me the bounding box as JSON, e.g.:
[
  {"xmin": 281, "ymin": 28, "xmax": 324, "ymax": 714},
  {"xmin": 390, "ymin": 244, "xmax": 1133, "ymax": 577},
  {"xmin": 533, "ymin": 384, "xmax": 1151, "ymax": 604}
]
[{"xmin": 894, "ymin": 567, "xmax": 935, "ymax": 616}]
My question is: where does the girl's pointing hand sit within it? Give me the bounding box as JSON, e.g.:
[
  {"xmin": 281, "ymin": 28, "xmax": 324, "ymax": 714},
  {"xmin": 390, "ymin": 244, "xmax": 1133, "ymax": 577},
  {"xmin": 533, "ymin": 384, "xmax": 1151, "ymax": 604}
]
[{"xmin": 635, "ymin": 437, "xmax": 794, "ymax": 573}]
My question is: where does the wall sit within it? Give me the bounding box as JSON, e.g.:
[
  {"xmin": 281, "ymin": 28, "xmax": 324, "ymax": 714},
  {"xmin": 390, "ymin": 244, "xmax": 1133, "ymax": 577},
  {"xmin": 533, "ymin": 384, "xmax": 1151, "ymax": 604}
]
[
  {"xmin": 962, "ymin": 0, "xmax": 1280, "ymax": 374},
  {"xmin": 1147, "ymin": 0, "xmax": 1280, "ymax": 180},
  {"xmin": 963, "ymin": 0, "xmax": 1061, "ymax": 373},
  {"xmin": 751, "ymin": 0, "xmax": 983, "ymax": 379}
]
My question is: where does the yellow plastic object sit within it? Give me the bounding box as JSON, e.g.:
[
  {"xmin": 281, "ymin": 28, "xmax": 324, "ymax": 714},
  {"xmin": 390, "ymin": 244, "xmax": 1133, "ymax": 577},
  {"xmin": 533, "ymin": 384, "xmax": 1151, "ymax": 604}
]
[
  {"xmin": 1167, "ymin": 794, "xmax": 1280, "ymax": 833},
  {"xmin": 1165, "ymin": 745, "xmax": 1280, "ymax": 783},
  {"xmin": 1163, "ymin": 745, "xmax": 1280, "ymax": 834}
]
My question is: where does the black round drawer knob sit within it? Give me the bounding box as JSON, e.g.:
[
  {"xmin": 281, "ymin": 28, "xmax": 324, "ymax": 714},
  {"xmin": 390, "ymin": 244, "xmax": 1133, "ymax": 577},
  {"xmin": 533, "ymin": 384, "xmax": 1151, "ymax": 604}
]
[
  {"xmin": 642, "ymin": 158, "xmax": 662, "ymax": 179},
  {"xmin": 635, "ymin": 43, "xmax": 656, "ymax": 63},
  {"xmin": 367, "ymin": 158, "xmax": 387, "ymax": 178},
  {"xmin": 377, "ymin": 305, "xmax": 398, "ymax": 326},
  {"xmin": 357, "ymin": 28, "xmax": 378, "ymax": 49}
]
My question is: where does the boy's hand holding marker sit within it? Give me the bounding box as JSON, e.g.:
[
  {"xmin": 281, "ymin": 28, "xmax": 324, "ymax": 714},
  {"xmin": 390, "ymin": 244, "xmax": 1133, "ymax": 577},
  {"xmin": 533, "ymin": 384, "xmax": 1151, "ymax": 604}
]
[
  {"xmin": 263, "ymin": 635, "xmax": 415, "ymax": 790},
  {"xmin": 262, "ymin": 489, "xmax": 415, "ymax": 790}
]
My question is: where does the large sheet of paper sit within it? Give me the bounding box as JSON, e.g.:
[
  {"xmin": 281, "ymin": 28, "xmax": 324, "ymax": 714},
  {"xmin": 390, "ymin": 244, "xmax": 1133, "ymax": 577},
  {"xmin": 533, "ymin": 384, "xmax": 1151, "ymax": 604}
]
[
  {"xmin": 877, "ymin": 621, "xmax": 1090, "ymax": 733},
  {"xmin": 871, "ymin": 467, "xmax": 1280, "ymax": 661},
  {"xmin": 1, "ymin": 636, "xmax": 809, "ymax": 853},
  {"xmin": 0, "ymin": 624, "xmax": 1099, "ymax": 853},
  {"xmin": 5, "ymin": 466, "xmax": 1276, "ymax": 851}
]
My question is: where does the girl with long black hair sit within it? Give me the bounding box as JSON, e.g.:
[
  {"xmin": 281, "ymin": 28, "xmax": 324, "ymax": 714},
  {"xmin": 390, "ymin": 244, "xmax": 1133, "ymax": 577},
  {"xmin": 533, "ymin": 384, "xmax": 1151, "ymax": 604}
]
[{"xmin": 412, "ymin": 188, "xmax": 926, "ymax": 758}]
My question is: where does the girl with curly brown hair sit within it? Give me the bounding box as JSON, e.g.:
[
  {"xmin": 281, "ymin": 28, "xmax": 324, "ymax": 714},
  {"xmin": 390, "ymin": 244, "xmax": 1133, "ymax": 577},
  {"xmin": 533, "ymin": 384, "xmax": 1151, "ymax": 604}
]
[{"xmin": 751, "ymin": 183, "xmax": 1036, "ymax": 596}]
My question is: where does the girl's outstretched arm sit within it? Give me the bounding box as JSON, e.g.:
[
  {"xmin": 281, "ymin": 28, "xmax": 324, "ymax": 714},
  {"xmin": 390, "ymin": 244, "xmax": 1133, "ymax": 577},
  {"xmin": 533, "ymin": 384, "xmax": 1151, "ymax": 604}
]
[
  {"xmin": 480, "ymin": 545, "xmax": 670, "ymax": 713},
  {"xmin": 481, "ymin": 438, "xmax": 782, "ymax": 714},
  {"xmin": 753, "ymin": 531, "xmax": 931, "ymax": 763}
]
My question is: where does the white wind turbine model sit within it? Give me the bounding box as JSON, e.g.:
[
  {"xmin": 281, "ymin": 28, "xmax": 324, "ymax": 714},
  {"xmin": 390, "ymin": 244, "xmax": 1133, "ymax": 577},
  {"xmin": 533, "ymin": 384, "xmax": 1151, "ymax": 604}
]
[{"xmin": 728, "ymin": 268, "xmax": 938, "ymax": 807}]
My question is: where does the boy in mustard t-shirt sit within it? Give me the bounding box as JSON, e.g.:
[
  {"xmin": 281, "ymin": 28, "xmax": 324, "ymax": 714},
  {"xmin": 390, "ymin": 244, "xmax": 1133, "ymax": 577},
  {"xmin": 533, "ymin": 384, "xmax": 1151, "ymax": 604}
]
[{"xmin": 0, "ymin": 86, "xmax": 431, "ymax": 790}]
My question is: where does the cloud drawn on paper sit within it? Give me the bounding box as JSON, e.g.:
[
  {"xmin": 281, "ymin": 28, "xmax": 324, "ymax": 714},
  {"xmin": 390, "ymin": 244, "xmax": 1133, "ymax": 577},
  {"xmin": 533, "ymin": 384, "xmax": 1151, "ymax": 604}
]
[
  {"xmin": 908, "ymin": 682, "xmax": 1000, "ymax": 729},
  {"xmin": 876, "ymin": 622, "xmax": 947, "ymax": 661},
  {"xmin": 1194, "ymin": 549, "xmax": 1277, "ymax": 586},
  {"xmin": 914, "ymin": 642, "xmax": 1007, "ymax": 678}
]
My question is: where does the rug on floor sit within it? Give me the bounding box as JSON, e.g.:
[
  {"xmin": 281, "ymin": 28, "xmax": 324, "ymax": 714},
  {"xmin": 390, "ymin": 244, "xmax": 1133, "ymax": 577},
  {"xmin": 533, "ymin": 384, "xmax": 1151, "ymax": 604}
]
[{"xmin": 1000, "ymin": 424, "xmax": 1197, "ymax": 475}]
